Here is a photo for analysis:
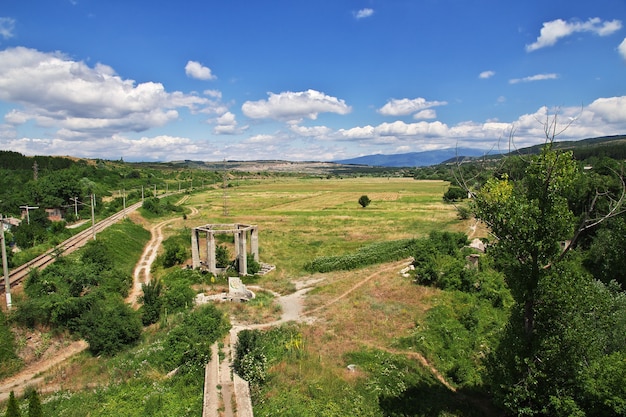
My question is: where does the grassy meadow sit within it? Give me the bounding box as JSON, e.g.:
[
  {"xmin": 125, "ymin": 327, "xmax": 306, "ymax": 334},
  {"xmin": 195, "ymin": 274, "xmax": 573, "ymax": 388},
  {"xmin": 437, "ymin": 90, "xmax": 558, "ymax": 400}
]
[{"xmin": 187, "ymin": 177, "xmax": 465, "ymax": 281}]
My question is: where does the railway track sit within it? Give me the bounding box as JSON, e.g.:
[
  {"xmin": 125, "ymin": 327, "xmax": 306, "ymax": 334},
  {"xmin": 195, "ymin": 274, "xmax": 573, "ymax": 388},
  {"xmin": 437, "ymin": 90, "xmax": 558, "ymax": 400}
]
[{"xmin": 1, "ymin": 200, "xmax": 146, "ymax": 293}]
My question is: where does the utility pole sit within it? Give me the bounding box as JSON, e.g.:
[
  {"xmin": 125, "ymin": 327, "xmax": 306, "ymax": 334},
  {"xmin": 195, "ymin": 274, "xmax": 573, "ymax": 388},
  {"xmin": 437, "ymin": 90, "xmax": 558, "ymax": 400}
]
[
  {"xmin": 20, "ymin": 205, "xmax": 39, "ymax": 225},
  {"xmin": 154, "ymin": 184, "xmax": 156, "ymax": 197},
  {"xmin": 123, "ymin": 189, "xmax": 126, "ymax": 218},
  {"xmin": 1, "ymin": 215, "xmax": 11, "ymax": 310},
  {"xmin": 141, "ymin": 185, "xmax": 144, "ymax": 202},
  {"xmin": 91, "ymin": 194, "xmax": 96, "ymax": 241}
]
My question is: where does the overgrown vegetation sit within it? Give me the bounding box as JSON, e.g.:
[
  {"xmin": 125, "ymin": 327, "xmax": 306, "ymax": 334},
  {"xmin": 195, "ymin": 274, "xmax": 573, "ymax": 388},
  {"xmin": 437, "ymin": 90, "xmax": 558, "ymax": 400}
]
[
  {"xmin": 304, "ymin": 239, "xmax": 419, "ymax": 272},
  {"xmin": 11, "ymin": 220, "xmax": 149, "ymax": 355}
]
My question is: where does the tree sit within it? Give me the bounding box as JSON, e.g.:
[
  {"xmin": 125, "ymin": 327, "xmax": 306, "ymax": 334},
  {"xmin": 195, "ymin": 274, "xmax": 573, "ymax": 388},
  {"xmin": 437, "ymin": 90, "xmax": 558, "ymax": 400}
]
[
  {"xmin": 140, "ymin": 279, "xmax": 162, "ymax": 326},
  {"xmin": 78, "ymin": 297, "xmax": 142, "ymax": 355},
  {"xmin": 5, "ymin": 391, "xmax": 20, "ymax": 417},
  {"xmin": 473, "ymin": 132, "xmax": 626, "ymax": 414},
  {"xmin": 27, "ymin": 390, "xmax": 42, "ymax": 417},
  {"xmin": 358, "ymin": 195, "xmax": 371, "ymax": 208}
]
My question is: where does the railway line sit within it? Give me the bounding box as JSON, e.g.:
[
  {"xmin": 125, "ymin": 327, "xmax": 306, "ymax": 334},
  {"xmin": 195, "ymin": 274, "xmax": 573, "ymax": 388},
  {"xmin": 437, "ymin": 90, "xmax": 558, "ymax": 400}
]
[{"xmin": 1, "ymin": 200, "xmax": 145, "ymax": 294}]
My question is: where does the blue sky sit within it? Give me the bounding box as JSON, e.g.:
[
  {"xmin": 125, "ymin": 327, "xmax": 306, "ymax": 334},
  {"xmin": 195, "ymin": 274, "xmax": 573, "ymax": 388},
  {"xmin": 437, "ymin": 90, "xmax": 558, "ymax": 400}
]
[{"xmin": 0, "ymin": 0, "xmax": 625, "ymax": 162}]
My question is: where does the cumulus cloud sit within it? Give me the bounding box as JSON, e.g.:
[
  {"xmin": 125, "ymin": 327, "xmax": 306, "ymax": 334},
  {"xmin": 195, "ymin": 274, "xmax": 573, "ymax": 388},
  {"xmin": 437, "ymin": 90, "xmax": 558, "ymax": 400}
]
[
  {"xmin": 378, "ymin": 97, "xmax": 447, "ymax": 117},
  {"xmin": 241, "ymin": 89, "xmax": 351, "ymax": 122},
  {"xmin": 185, "ymin": 60, "xmax": 217, "ymax": 80},
  {"xmin": 619, "ymin": 38, "xmax": 626, "ymax": 61},
  {"xmin": 509, "ymin": 73, "xmax": 559, "ymax": 84},
  {"xmin": 479, "ymin": 70, "xmax": 495, "ymax": 79},
  {"xmin": 413, "ymin": 109, "xmax": 437, "ymax": 120},
  {"xmin": 354, "ymin": 8, "xmax": 374, "ymax": 19},
  {"xmin": 0, "ymin": 47, "xmax": 210, "ymax": 138},
  {"xmin": 213, "ymin": 111, "xmax": 248, "ymax": 135},
  {"xmin": 0, "ymin": 17, "xmax": 15, "ymax": 39},
  {"xmin": 526, "ymin": 17, "xmax": 622, "ymax": 52}
]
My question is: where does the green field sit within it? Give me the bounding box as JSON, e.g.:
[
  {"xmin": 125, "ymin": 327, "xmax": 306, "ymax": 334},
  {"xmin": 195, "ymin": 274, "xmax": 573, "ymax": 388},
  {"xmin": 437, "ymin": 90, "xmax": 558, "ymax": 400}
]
[{"xmin": 186, "ymin": 177, "xmax": 463, "ymax": 281}]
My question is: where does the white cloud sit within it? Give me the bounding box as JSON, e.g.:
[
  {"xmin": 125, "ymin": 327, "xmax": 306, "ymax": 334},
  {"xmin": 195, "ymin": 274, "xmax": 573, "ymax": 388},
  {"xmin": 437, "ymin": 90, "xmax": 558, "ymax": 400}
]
[
  {"xmin": 619, "ymin": 38, "xmax": 626, "ymax": 61},
  {"xmin": 241, "ymin": 89, "xmax": 351, "ymax": 122},
  {"xmin": 354, "ymin": 8, "xmax": 374, "ymax": 19},
  {"xmin": 479, "ymin": 70, "xmax": 495, "ymax": 79},
  {"xmin": 0, "ymin": 17, "xmax": 15, "ymax": 39},
  {"xmin": 0, "ymin": 47, "xmax": 211, "ymax": 137},
  {"xmin": 185, "ymin": 60, "xmax": 217, "ymax": 80},
  {"xmin": 413, "ymin": 109, "xmax": 437, "ymax": 120},
  {"xmin": 213, "ymin": 111, "xmax": 248, "ymax": 135},
  {"xmin": 526, "ymin": 17, "xmax": 622, "ymax": 52},
  {"xmin": 378, "ymin": 97, "xmax": 447, "ymax": 117},
  {"xmin": 509, "ymin": 73, "xmax": 559, "ymax": 84}
]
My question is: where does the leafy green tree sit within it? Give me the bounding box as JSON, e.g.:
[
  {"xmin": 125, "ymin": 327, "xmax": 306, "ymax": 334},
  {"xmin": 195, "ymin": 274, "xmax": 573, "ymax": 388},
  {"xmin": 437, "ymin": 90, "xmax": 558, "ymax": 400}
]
[
  {"xmin": 78, "ymin": 297, "xmax": 142, "ymax": 355},
  {"xmin": 474, "ymin": 142, "xmax": 626, "ymax": 415},
  {"xmin": 215, "ymin": 244, "xmax": 230, "ymax": 268},
  {"xmin": 358, "ymin": 195, "xmax": 371, "ymax": 208},
  {"xmin": 80, "ymin": 239, "xmax": 113, "ymax": 272},
  {"xmin": 162, "ymin": 240, "xmax": 188, "ymax": 268},
  {"xmin": 443, "ymin": 186, "xmax": 466, "ymax": 202},
  {"xmin": 5, "ymin": 391, "xmax": 20, "ymax": 417},
  {"xmin": 27, "ymin": 390, "xmax": 42, "ymax": 417}
]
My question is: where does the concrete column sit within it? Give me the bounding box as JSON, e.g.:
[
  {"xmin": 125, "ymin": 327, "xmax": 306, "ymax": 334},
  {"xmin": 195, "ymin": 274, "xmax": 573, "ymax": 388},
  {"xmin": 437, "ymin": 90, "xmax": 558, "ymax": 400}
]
[
  {"xmin": 250, "ymin": 227, "xmax": 259, "ymax": 262},
  {"xmin": 238, "ymin": 230, "xmax": 247, "ymax": 275},
  {"xmin": 207, "ymin": 232, "xmax": 216, "ymax": 275},
  {"xmin": 191, "ymin": 228, "xmax": 200, "ymax": 269}
]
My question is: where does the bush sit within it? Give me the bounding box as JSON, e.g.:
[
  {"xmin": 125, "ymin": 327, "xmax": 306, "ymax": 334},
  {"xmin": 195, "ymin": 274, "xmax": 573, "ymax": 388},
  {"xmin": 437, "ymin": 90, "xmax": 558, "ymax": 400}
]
[
  {"xmin": 304, "ymin": 239, "xmax": 418, "ymax": 273},
  {"xmin": 443, "ymin": 186, "xmax": 467, "ymax": 202},
  {"xmin": 78, "ymin": 297, "xmax": 142, "ymax": 355},
  {"xmin": 160, "ymin": 304, "xmax": 230, "ymax": 375},
  {"xmin": 358, "ymin": 195, "xmax": 371, "ymax": 208}
]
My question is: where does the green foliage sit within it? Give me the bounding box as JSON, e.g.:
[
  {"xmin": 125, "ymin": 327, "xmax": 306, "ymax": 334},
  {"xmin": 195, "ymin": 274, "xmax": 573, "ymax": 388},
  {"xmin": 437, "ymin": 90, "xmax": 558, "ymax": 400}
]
[
  {"xmin": 161, "ymin": 240, "xmax": 188, "ymax": 268},
  {"xmin": 27, "ymin": 389, "xmax": 43, "ymax": 417},
  {"xmin": 398, "ymin": 291, "xmax": 508, "ymax": 389},
  {"xmin": 160, "ymin": 304, "xmax": 230, "ymax": 375},
  {"xmin": 233, "ymin": 326, "xmax": 303, "ymax": 389},
  {"xmin": 5, "ymin": 391, "xmax": 20, "ymax": 417},
  {"xmin": 140, "ymin": 279, "xmax": 163, "ymax": 326},
  {"xmin": 0, "ymin": 311, "xmax": 21, "ymax": 379},
  {"xmin": 358, "ymin": 195, "xmax": 371, "ymax": 208},
  {"xmin": 304, "ymin": 239, "xmax": 418, "ymax": 272},
  {"xmin": 583, "ymin": 216, "xmax": 626, "ymax": 288},
  {"xmin": 78, "ymin": 296, "xmax": 142, "ymax": 355},
  {"xmin": 474, "ymin": 145, "xmax": 626, "ymax": 415},
  {"xmin": 80, "ymin": 240, "xmax": 113, "ymax": 272},
  {"xmin": 443, "ymin": 186, "xmax": 467, "ymax": 202},
  {"xmin": 246, "ymin": 253, "xmax": 261, "ymax": 275},
  {"xmin": 215, "ymin": 244, "xmax": 230, "ymax": 268},
  {"xmin": 160, "ymin": 269, "xmax": 197, "ymax": 313},
  {"xmin": 141, "ymin": 196, "xmax": 184, "ymax": 217}
]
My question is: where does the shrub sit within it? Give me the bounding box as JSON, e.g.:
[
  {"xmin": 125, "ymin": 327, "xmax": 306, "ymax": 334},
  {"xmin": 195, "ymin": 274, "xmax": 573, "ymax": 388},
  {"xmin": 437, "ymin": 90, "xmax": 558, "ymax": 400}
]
[
  {"xmin": 443, "ymin": 186, "xmax": 467, "ymax": 202},
  {"xmin": 304, "ymin": 239, "xmax": 418, "ymax": 273},
  {"xmin": 358, "ymin": 195, "xmax": 371, "ymax": 208},
  {"xmin": 78, "ymin": 297, "xmax": 142, "ymax": 355}
]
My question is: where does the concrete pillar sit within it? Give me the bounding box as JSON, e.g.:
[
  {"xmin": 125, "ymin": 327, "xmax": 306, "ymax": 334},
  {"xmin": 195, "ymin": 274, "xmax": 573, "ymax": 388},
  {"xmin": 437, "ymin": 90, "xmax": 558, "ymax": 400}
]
[
  {"xmin": 250, "ymin": 227, "xmax": 259, "ymax": 262},
  {"xmin": 191, "ymin": 228, "xmax": 200, "ymax": 269},
  {"xmin": 238, "ymin": 230, "xmax": 247, "ymax": 275},
  {"xmin": 207, "ymin": 232, "xmax": 216, "ymax": 275}
]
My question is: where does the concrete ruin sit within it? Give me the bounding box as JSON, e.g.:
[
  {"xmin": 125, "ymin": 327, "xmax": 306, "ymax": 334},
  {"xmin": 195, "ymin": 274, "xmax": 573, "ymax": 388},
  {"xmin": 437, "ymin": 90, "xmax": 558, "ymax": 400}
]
[{"xmin": 191, "ymin": 223, "xmax": 259, "ymax": 276}]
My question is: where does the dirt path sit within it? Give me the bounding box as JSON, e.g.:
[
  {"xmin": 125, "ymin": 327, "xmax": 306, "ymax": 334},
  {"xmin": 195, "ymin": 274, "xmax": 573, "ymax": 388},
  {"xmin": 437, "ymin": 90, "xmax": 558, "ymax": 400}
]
[
  {"xmin": 1, "ymin": 196, "xmax": 196, "ymax": 402},
  {"xmin": 127, "ymin": 197, "xmax": 198, "ymax": 307},
  {"xmin": 0, "ymin": 340, "xmax": 88, "ymax": 402}
]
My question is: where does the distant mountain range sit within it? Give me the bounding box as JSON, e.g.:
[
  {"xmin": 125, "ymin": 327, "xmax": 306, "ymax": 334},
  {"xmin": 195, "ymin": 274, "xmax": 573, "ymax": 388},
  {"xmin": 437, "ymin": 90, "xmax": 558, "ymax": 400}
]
[
  {"xmin": 334, "ymin": 148, "xmax": 495, "ymax": 167},
  {"xmin": 333, "ymin": 135, "xmax": 626, "ymax": 167}
]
